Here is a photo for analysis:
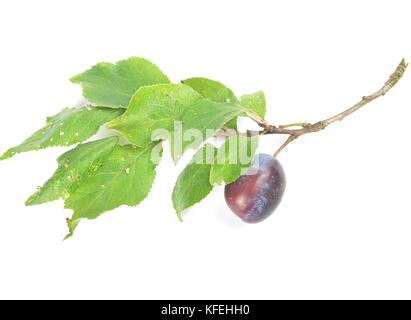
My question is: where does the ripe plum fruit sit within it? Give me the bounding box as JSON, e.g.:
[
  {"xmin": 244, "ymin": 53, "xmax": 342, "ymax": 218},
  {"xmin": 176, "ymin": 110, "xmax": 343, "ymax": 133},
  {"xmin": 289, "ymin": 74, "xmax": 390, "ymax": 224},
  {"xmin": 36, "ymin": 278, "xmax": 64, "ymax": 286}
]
[{"xmin": 224, "ymin": 154, "xmax": 286, "ymax": 223}]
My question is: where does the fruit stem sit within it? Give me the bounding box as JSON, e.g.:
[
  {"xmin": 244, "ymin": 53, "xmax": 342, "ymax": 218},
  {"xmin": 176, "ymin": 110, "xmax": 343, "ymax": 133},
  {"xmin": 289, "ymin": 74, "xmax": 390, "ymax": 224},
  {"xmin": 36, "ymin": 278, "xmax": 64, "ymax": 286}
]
[{"xmin": 274, "ymin": 136, "xmax": 295, "ymax": 158}]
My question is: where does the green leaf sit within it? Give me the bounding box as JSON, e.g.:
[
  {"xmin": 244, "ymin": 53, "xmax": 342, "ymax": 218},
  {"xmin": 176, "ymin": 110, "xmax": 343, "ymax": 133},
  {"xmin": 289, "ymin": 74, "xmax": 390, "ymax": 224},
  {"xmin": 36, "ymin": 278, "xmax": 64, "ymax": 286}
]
[
  {"xmin": 108, "ymin": 84, "xmax": 245, "ymax": 162},
  {"xmin": 210, "ymin": 135, "xmax": 259, "ymax": 185},
  {"xmin": 0, "ymin": 106, "xmax": 123, "ymax": 161},
  {"xmin": 182, "ymin": 77, "xmax": 239, "ymax": 104},
  {"xmin": 172, "ymin": 144, "xmax": 216, "ymax": 220},
  {"xmin": 172, "ymin": 136, "xmax": 259, "ymax": 219},
  {"xmin": 180, "ymin": 99, "xmax": 244, "ymax": 147},
  {"xmin": 25, "ymin": 137, "xmax": 118, "ymax": 206},
  {"xmin": 182, "ymin": 77, "xmax": 239, "ymax": 129},
  {"xmin": 240, "ymin": 91, "xmax": 266, "ymax": 119},
  {"xmin": 70, "ymin": 57, "xmax": 170, "ymax": 108},
  {"xmin": 64, "ymin": 218, "xmax": 80, "ymax": 241},
  {"xmin": 108, "ymin": 84, "xmax": 201, "ymax": 148},
  {"xmin": 64, "ymin": 142, "xmax": 163, "ymax": 234}
]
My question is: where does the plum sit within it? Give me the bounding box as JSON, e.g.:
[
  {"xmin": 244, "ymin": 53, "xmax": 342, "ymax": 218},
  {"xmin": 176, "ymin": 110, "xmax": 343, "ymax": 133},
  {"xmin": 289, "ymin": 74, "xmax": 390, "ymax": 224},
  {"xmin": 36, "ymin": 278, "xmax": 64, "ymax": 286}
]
[{"xmin": 224, "ymin": 154, "xmax": 286, "ymax": 223}]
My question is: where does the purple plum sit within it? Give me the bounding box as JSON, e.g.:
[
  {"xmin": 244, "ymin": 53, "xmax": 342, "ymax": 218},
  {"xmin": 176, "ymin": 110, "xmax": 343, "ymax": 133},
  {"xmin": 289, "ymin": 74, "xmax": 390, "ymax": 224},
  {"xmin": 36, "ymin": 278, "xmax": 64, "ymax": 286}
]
[{"xmin": 224, "ymin": 154, "xmax": 286, "ymax": 223}]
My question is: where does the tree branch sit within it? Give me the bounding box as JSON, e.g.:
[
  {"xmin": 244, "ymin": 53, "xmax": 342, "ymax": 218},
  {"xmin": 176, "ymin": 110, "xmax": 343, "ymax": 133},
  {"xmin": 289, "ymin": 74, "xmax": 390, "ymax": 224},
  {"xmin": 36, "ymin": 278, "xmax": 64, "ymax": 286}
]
[{"xmin": 246, "ymin": 59, "xmax": 408, "ymax": 156}]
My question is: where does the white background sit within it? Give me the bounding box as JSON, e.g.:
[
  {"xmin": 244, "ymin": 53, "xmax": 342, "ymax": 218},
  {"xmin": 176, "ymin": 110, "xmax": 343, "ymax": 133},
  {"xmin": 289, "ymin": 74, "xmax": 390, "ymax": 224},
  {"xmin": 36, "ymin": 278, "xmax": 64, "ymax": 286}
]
[{"xmin": 0, "ymin": 0, "xmax": 410, "ymax": 299}]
